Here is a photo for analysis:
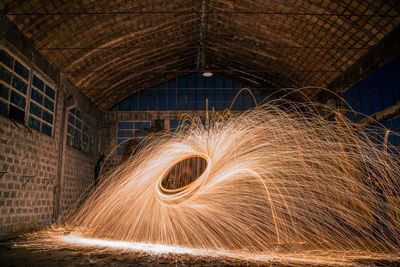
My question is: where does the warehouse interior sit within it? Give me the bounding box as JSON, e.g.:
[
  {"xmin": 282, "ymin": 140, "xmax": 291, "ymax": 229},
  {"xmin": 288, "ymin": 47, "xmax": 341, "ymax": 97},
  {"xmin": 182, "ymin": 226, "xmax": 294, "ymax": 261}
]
[{"xmin": 1, "ymin": 0, "xmax": 400, "ymax": 266}]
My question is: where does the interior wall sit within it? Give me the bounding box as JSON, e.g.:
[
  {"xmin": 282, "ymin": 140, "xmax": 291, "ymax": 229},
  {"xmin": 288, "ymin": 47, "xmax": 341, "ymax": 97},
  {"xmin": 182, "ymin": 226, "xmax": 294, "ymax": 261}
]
[
  {"xmin": 0, "ymin": 19, "xmax": 102, "ymax": 239},
  {"xmin": 0, "ymin": 100, "xmax": 61, "ymax": 237}
]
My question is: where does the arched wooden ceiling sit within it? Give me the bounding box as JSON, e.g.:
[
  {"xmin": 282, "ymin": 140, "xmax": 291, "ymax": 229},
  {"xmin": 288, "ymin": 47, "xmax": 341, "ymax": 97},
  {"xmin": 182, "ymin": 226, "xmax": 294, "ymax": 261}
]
[{"xmin": 1, "ymin": 0, "xmax": 399, "ymax": 110}]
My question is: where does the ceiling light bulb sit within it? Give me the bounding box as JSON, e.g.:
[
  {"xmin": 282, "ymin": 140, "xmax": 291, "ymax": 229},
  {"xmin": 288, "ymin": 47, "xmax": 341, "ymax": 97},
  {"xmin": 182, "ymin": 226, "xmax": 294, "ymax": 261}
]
[{"xmin": 202, "ymin": 72, "xmax": 213, "ymax": 77}]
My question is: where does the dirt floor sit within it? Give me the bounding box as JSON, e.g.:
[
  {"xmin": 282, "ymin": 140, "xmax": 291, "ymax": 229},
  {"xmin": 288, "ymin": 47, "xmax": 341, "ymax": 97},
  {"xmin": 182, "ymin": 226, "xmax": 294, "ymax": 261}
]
[{"xmin": 1, "ymin": 237, "xmax": 400, "ymax": 267}]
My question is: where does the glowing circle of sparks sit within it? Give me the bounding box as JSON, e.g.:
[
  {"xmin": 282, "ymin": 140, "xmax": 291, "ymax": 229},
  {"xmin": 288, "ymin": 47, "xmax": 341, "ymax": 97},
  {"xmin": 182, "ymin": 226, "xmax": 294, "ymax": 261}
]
[
  {"xmin": 156, "ymin": 154, "xmax": 211, "ymax": 205},
  {"xmin": 61, "ymin": 100, "xmax": 400, "ymax": 257}
]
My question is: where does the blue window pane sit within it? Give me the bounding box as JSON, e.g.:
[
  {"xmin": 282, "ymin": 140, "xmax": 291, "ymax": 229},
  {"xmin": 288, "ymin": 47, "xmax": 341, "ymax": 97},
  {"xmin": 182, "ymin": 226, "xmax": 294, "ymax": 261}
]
[
  {"xmin": 243, "ymin": 93, "xmax": 253, "ymax": 109},
  {"xmin": 119, "ymin": 98, "xmax": 130, "ymax": 111},
  {"xmin": 168, "ymin": 88, "xmax": 176, "ymax": 110},
  {"xmin": 234, "ymin": 81, "xmax": 242, "ymax": 89},
  {"xmin": 118, "ymin": 121, "xmax": 133, "ymax": 129},
  {"xmin": 187, "ymin": 88, "xmax": 195, "ymax": 110},
  {"xmin": 159, "ymin": 91, "xmax": 167, "ymax": 111},
  {"xmin": 12, "ymin": 76, "xmax": 28, "ymax": 94},
  {"xmin": 350, "ymin": 79, "xmax": 371, "ymax": 117},
  {"xmin": 67, "ymin": 125, "xmax": 74, "ymax": 135},
  {"xmin": 177, "ymin": 94, "xmax": 186, "ymax": 110},
  {"xmin": 75, "ymin": 119, "xmax": 81, "ymax": 130},
  {"xmin": 67, "ymin": 135, "xmax": 74, "ymax": 146},
  {"xmin": 205, "ymin": 77, "xmax": 214, "ymax": 88},
  {"xmin": 28, "ymin": 116, "xmax": 41, "ymax": 131},
  {"xmin": 170, "ymin": 119, "xmax": 180, "ymax": 131},
  {"xmin": 0, "ymin": 50, "xmax": 13, "ymax": 68},
  {"xmin": 130, "ymin": 94, "xmax": 138, "ymax": 111},
  {"xmin": 224, "ymin": 79, "xmax": 233, "ymax": 88},
  {"xmin": 196, "ymin": 73, "xmax": 204, "ymax": 88},
  {"xmin": 82, "ymin": 133, "xmax": 89, "ymax": 144},
  {"xmin": 44, "ymin": 98, "xmax": 54, "ymax": 111},
  {"xmin": 0, "ymin": 65, "xmax": 12, "ymax": 84},
  {"xmin": 206, "ymin": 88, "xmax": 215, "ymax": 109},
  {"xmin": 42, "ymin": 110, "xmax": 53, "ymax": 123},
  {"xmin": 224, "ymin": 94, "xmax": 234, "ymax": 109},
  {"xmin": 177, "ymin": 88, "xmax": 186, "ymax": 110},
  {"xmin": 178, "ymin": 78, "xmax": 186, "ymax": 88},
  {"xmin": 68, "ymin": 113, "xmax": 75, "ymax": 124},
  {"xmin": 196, "ymin": 88, "xmax": 206, "ymax": 110},
  {"xmin": 139, "ymin": 90, "xmax": 148, "ymax": 111},
  {"xmin": 377, "ymin": 67, "xmax": 395, "ymax": 109},
  {"xmin": 76, "ymin": 109, "xmax": 82, "ymax": 119},
  {"xmin": 32, "ymin": 75, "xmax": 45, "ymax": 91},
  {"xmin": 118, "ymin": 130, "xmax": 133, "ymax": 138},
  {"xmin": 187, "ymin": 73, "xmax": 195, "ymax": 88},
  {"xmin": 149, "ymin": 88, "xmax": 158, "ymax": 110},
  {"xmin": 31, "ymin": 106, "xmax": 45, "ymax": 123},
  {"xmin": 215, "ymin": 93, "xmax": 224, "ymax": 110},
  {"xmin": 367, "ymin": 76, "xmax": 382, "ymax": 114},
  {"xmin": 392, "ymin": 117, "xmax": 400, "ymax": 130},
  {"xmin": 13, "ymin": 60, "xmax": 29, "ymax": 80},
  {"xmin": 353, "ymin": 85, "xmax": 364, "ymax": 120},
  {"xmin": 110, "ymin": 73, "xmax": 248, "ymax": 112},
  {"xmin": 74, "ymin": 131, "xmax": 81, "ymax": 148},
  {"xmin": 215, "ymin": 77, "xmax": 223, "ymax": 89},
  {"xmin": 45, "ymin": 85, "xmax": 56, "ymax": 99},
  {"xmin": 390, "ymin": 59, "xmax": 400, "ymax": 103},
  {"xmin": 10, "ymin": 91, "xmax": 26, "ymax": 109},
  {"xmin": 233, "ymin": 94, "xmax": 243, "ymax": 110},
  {"xmin": 31, "ymin": 89, "xmax": 43, "ymax": 104},
  {"xmin": 382, "ymin": 119, "xmax": 393, "ymax": 129},
  {"xmin": 253, "ymin": 90, "xmax": 262, "ymax": 105},
  {"xmin": 345, "ymin": 85, "xmax": 359, "ymax": 122},
  {"xmin": 0, "ymin": 83, "xmax": 10, "ymax": 101},
  {"xmin": 134, "ymin": 121, "xmax": 150, "ymax": 129}
]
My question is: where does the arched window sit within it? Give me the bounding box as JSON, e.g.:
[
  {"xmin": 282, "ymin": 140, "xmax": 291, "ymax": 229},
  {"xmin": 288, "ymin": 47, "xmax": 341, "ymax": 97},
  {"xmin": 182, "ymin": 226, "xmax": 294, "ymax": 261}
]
[{"xmin": 111, "ymin": 73, "xmax": 265, "ymax": 112}]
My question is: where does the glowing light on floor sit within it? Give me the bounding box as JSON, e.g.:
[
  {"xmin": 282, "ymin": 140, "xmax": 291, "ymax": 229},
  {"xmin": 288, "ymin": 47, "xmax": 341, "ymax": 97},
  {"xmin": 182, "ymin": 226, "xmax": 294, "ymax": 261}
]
[
  {"xmin": 61, "ymin": 233, "xmax": 206, "ymax": 255},
  {"xmin": 58, "ymin": 233, "xmax": 364, "ymax": 265}
]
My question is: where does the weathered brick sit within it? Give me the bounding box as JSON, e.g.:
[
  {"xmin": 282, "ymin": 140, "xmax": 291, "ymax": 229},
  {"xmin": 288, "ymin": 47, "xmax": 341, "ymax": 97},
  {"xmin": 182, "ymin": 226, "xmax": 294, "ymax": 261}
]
[{"xmin": 0, "ymin": 31, "xmax": 101, "ymax": 239}]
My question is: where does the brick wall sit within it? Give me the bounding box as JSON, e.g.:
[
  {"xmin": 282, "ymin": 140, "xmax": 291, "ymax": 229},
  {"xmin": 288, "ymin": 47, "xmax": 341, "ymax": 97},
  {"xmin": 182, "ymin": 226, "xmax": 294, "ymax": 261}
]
[
  {"xmin": 0, "ymin": 116, "xmax": 57, "ymax": 236},
  {"xmin": 0, "ymin": 74, "xmax": 64, "ymax": 237},
  {"xmin": 60, "ymin": 146, "xmax": 98, "ymax": 216},
  {"xmin": 0, "ymin": 86, "xmax": 100, "ymax": 239},
  {"xmin": 0, "ymin": 17, "xmax": 102, "ymax": 239}
]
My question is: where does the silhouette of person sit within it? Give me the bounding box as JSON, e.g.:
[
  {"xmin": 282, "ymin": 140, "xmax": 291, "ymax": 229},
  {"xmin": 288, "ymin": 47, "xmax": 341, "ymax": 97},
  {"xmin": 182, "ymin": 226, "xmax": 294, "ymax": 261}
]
[{"xmin": 94, "ymin": 154, "xmax": 105, "ymax": 186}]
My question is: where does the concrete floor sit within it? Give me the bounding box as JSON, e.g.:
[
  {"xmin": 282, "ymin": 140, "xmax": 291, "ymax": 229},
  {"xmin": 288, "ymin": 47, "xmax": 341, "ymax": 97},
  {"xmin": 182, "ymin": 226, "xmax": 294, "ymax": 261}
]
[
  {"xmin": 1, "ymin": 237, "xmax": 400, "ymax": 267},
  {"xmin": 0, "ymin": 241, "xmax": 274, "ymax": 267}
]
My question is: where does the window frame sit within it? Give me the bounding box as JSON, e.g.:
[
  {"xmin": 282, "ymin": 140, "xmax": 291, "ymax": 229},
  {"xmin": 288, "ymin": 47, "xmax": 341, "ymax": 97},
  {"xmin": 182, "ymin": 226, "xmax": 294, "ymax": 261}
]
[
  {"xmin": 27, "ymin": 72, "xmax": 57, "ymax": 137},
  {"xmin": 66, "ymin": 107, "xmax": 95, "ymax": 154},
  {"xmin": 116, "ymin": 120, "xmax": 151, "ymax": 156},
  {"xmin": 0, "ymin": 48, "xmax": 31, "ymax": 123},
  {"xmin": 0, "ymin": 47, "xmax": 58, "ymax": 137}
]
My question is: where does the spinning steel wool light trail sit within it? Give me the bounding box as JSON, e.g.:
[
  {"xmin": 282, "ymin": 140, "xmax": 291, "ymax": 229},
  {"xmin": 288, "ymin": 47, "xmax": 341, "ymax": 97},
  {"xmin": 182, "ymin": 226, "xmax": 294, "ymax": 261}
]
[{"xmin": 63, "ymin": 99, "xmax": 400, "ymax": 256}]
